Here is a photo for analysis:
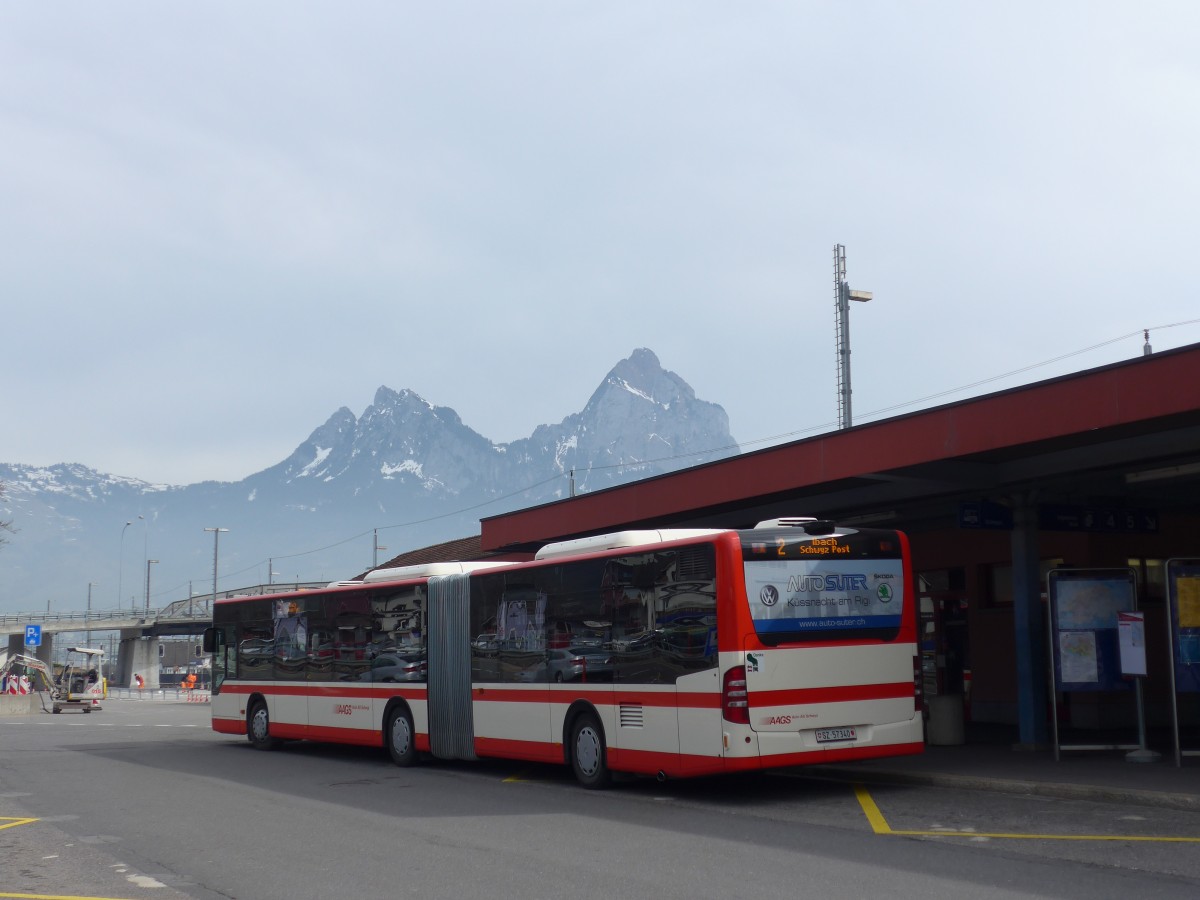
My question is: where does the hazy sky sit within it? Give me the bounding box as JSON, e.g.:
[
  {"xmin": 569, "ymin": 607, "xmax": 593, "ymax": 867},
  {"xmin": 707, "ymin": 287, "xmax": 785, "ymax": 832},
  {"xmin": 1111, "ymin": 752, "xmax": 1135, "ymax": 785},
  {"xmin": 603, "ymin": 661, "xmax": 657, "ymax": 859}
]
[{"xmin": 5, "ymin": 2, "xmax": 1199, "ymax": 485}]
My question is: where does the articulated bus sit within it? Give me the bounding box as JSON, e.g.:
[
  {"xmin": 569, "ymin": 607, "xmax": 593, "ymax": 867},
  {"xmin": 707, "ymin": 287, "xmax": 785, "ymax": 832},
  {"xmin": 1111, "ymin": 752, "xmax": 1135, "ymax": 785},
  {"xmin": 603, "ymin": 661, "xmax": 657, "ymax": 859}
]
[{"xmin": 204, "ymin": 518, "xmax": 923, "ymax": 787}]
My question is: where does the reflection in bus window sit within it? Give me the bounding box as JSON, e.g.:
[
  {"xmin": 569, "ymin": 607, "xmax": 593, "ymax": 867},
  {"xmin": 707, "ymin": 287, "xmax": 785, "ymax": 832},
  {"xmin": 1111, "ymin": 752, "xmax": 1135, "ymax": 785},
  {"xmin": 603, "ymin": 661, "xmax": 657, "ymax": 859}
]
[
  {"xmin": 237, "ymin": 624, "xmax": 273, "ymax": 681},
  {"xmin": 366, "ymin": 587, "xmax": 426, "ymax": 683},
  {"xmin": 273, "ymin": 614, "xmax": 308, "ymax": 681}
]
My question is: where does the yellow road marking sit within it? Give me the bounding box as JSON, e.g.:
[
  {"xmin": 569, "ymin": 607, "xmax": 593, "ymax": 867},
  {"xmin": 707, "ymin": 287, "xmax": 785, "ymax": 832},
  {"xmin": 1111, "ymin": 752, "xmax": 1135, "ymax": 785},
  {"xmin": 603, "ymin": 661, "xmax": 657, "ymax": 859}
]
[
  {"xmin": 0, "ymin": 817, "xmax": 39, "ymax": 831},
  {"xmin": 853, "ymin": 784, "xmax": 892, "ymax": 834},
  {"xmin": 852, "ymin": 783, "xmax": 1200, "ymax": 843}
]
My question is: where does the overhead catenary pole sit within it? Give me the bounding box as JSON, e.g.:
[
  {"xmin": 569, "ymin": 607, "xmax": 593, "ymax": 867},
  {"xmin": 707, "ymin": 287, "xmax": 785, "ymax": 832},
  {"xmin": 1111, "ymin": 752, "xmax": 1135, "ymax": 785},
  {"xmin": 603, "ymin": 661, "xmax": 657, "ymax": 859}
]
[
  {"xmin": 86, "ymin": 581, "xmax": 96, "ymax": 648},
  {"xmin": 373, "ymin": 530, "xmax": 387, "ymax": 569},
  {"xmin": 205, "ymin": 527, "xmax": 229, "ymax": 605},
  {"xmin": 145, "ymin": 559, "xmax": 158, "ymax": 612},
  {"xmin": 834, "ymin": 244, "xmax": 872, "ymax": 429}
]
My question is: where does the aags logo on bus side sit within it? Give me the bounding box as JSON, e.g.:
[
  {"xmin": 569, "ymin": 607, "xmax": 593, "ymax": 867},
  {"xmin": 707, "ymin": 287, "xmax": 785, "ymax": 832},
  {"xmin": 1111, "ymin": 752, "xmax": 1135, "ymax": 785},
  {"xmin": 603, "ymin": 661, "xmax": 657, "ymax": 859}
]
[{"xmin": 759, "ymin": 585, "xmax": 780, "ymax": 607}]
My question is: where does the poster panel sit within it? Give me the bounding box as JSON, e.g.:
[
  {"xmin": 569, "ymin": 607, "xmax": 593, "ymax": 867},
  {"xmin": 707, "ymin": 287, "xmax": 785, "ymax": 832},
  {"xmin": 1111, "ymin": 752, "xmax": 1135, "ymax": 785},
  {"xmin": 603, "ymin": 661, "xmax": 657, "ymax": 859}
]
[
  {"xmin": 1117, "ymin": 611, "xmax": 1147, "ymax": 677},
  {"xmin": 1168, "ymin": 559, "xmax": 1200, "ymax": 693}
]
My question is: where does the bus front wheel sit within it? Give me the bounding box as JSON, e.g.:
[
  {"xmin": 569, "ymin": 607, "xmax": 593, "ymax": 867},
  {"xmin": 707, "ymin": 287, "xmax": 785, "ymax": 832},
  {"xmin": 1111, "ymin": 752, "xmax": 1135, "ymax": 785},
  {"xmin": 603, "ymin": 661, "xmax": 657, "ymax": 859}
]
[
  {"xmin": 247, "ymin": 700, "xmax": 279, "ymax": 750},
  {"xmin": 385, "ymin": 705, "xmax": 417, "ymax": 767},
  {"xmin": 570, "ymin": 712, "xmax": 610, "ymax": 789}
]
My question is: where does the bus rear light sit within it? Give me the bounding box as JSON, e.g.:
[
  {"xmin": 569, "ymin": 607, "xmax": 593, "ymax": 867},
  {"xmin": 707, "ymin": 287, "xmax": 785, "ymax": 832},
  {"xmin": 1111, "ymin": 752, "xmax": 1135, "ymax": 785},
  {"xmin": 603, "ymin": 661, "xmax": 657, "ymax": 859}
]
[
  {"xmin": 913, "ymin": 655, "xmax": 923, "ymax": 712},
  {"xmin": 723, "ymin": 665, "xmax": 750, "ymax": 724}
]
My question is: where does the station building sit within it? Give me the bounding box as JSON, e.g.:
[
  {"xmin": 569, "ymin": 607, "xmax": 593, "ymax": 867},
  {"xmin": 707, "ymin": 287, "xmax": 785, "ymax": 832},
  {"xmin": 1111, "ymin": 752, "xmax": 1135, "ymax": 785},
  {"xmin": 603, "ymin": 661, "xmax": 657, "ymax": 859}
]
[{"xmin": 468, "ymin": 342, "xmax": 1200, "ymax": 750}]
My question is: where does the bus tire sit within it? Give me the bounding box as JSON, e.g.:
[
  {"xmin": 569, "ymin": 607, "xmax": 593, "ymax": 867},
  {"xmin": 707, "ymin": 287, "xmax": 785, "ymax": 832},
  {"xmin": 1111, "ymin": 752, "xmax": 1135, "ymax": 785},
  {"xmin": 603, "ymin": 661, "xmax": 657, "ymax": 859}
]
[
  {"xmin": 569, "ymin": 712, "xmax": 610, "ymax": 789},
  {"xmin": 247, "ymin": 699, "xmax": 279, "ymax": 751},
  {"xmin": 385, "ymin": 705, "xmax": 417, "ymax": 767}
]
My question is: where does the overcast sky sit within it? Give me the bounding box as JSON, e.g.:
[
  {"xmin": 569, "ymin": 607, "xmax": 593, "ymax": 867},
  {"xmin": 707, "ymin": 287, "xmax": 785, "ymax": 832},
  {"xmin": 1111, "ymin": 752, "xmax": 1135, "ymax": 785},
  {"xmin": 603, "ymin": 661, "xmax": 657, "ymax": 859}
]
[{"xmin": 5, "ymin": 2, "xmax": 1199, "ymax": 486}]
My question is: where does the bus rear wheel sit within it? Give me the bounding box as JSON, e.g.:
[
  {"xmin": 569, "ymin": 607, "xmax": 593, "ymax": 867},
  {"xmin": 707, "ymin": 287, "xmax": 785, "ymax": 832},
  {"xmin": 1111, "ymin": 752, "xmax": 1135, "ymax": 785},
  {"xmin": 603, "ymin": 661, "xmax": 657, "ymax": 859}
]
[
  {"xmin": 247, "ymin": 700, "xmax": 279, "ymax": 750},
  {"xmin": 385, "ymin": 705, "xmax": 417, "ymax": 767},
  {"xmin": 570, "ymin": 712, "xmax": 610, "ymax": 789}
]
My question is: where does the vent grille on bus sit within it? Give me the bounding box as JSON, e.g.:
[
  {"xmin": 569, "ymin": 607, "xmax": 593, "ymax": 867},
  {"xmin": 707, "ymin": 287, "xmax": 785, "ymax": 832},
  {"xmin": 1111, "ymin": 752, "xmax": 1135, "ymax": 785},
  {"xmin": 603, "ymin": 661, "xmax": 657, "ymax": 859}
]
[
  {"xmin": 619, "ymin": 703, "xmax": 644, "ymax": 728},
  {"xmin": 676, "ymin": 547, "xmax": 715, "ymax": 582}
]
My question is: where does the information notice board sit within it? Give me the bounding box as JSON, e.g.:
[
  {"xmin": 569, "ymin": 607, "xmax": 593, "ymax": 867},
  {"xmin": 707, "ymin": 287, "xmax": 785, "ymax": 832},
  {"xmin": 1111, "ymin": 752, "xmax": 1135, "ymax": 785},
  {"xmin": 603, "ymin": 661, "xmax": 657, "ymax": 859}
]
[
  {"xmin": 1048, "ymin": 568, "xmax": 1137, "ymax": 693},
  {"xmin": 1047, "ymin": 567, "xmax": 1139, "ymax": 758}
]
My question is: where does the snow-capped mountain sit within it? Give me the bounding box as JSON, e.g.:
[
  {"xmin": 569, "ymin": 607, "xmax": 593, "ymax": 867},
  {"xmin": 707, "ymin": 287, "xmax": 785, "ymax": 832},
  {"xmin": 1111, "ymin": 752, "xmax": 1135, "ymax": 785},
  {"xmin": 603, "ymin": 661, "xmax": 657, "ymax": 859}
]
[{"xmin": 0, "ymin": 349, "xmax": 736, "ymax": 615}]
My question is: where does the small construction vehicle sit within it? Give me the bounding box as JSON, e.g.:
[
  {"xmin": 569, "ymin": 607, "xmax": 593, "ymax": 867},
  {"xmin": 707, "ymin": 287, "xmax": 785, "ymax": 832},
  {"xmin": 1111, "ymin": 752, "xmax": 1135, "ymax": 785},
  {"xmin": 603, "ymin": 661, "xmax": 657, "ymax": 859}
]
[{"xmin": 52, "ymin": 647, "xmax": 107, "ymax": 713}]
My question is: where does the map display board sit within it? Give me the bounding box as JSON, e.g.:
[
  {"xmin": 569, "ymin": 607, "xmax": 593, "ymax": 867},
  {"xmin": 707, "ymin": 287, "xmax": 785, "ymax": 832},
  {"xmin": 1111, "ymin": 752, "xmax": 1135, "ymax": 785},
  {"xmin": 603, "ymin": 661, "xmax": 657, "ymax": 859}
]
[{"xmin": 1048, "ymin": 568, "xmax": 1137, "ymax": 693}]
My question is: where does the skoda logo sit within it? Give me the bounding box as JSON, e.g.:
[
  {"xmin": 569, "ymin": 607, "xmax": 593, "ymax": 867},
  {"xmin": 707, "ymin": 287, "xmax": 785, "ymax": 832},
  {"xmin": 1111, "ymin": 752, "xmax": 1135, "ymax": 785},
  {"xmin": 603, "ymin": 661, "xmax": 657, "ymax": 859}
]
[
  {"xmin": 877, "ymin": 584, "xmax": 893, "ymax": 603},
  {"xmin": 760, "ymin": 585, "xmax": 780, "ymax": 607}
]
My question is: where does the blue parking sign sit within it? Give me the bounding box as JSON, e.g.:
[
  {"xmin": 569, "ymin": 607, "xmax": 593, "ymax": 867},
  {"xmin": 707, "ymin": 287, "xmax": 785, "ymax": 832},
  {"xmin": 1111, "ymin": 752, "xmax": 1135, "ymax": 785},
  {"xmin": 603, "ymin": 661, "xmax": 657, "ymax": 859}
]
[{"xmin": 25, "ymin": 625, "xmax": 41, "ymax": 647}]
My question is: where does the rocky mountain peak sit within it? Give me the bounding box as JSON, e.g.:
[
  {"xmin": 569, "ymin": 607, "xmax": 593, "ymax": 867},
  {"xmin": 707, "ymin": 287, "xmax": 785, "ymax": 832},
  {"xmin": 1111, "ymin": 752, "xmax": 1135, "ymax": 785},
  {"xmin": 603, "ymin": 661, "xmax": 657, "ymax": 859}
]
[{"xmin": 0, "ymin": 349, "xmax": 739, "ymax": 614}]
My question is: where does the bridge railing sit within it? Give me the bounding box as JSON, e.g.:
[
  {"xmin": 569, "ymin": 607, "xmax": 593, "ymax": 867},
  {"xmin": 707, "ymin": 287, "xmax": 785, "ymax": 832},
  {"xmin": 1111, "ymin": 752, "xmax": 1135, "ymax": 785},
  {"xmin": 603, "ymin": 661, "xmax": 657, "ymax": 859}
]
[{"xmin": 0, "ymin": 609, "xmax": 172, "ymax": 626}]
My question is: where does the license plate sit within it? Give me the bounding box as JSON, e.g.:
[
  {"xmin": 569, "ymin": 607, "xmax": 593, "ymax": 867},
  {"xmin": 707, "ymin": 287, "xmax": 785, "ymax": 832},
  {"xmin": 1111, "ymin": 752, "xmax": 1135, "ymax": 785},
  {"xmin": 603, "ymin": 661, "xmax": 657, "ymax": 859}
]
[{"xmin": 815, "ymin": 726, "xmax": 856, "ymax": 743}]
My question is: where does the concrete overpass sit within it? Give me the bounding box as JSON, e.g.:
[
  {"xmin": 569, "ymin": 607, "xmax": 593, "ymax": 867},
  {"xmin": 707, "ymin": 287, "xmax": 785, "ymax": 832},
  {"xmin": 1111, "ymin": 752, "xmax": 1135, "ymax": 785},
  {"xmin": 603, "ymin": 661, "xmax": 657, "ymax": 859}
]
[{"xmin": 1, "ymin": 582, "xmax": 329, "ymax": 687}]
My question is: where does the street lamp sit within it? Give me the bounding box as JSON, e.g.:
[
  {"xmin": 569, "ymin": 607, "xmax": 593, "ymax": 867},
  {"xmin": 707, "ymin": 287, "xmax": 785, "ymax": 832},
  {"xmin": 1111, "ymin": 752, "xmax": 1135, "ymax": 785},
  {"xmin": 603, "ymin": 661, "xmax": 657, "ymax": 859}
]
[
  {"xmin": 205, "ymin": 527, "xmax": 229, "ymax": 604},
  {"xmin": 145, "ymin": 559, "xmax": 159, "ymax": 613},
  {"xmin": 118, "ymin": 516, "xmax": 143, "ymax": 611}
]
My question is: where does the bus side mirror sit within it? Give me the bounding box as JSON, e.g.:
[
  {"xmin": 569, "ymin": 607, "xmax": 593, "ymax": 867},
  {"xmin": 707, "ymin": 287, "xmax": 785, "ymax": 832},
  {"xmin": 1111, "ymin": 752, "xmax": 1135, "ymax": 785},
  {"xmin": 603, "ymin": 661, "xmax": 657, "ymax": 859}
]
[{"xmin": 202, "ymin": 627, "xmax": 222, "ymax": 654}]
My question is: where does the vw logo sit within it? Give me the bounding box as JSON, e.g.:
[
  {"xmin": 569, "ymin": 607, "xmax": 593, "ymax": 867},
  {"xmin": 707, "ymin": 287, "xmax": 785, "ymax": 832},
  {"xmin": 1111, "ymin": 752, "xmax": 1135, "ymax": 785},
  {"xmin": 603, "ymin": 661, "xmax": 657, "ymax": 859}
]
[{"xmin": 760, "ymin": 585, "xmax": 780, "ymax": 607}]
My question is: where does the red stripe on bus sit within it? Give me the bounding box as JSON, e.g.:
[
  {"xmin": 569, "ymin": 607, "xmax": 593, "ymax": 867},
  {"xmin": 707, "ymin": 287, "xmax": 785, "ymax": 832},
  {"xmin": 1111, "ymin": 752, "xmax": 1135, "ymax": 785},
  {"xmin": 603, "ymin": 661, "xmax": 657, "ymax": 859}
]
[
  {"xmin": 750, "ymin": 682, "xmax": 912, "ymax": 707},
  {"xmin": 217, "ymin": 682, "xmax": 718, "ymax": 708},
  {"xmin": 272, "ymin": 722, "xmax": 381, "ymax": 746},
  {"xmin": 471, "ymin": 687, "xmax": 720, "ymax": 708},
  {"xmin": 473, "ymin": 736, "xmax": 562, "ymax": 764},
  {"xmin": 608, "ymin": 739, "xmax": 926, "ymax": 779},
  {"xmin": 214, "ymin": 683, "xmax": 424, "ymax": 701},
  {"xmin": 718, "ymin": 739, "xmax": 927, "ymax": 773}
]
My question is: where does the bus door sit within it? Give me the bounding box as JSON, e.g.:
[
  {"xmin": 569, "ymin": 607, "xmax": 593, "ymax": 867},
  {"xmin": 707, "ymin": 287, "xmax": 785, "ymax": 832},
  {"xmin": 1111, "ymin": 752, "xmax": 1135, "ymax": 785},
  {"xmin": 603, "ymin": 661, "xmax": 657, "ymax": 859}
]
[
  {"xmin": 612, "ymin": 641, "xmax": 678, "ymax": 774},
  {"xmin": 469, "ymin": 583, "xmax": 555, "ymax": 762},
  {"xmin": 270, "ymin": 604, "xmax": 310, "ymax": 731},
  {"xmin": 609, "ymin": 578, "xmax": 680, "ymax": 775}
]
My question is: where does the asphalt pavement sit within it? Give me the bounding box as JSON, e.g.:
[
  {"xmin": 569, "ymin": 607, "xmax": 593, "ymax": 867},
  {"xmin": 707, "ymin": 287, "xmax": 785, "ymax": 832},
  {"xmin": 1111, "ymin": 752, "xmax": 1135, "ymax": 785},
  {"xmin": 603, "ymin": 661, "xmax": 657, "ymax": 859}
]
[{"xmin": 809, "ymin": 723, "xmax": 1200, "ymax": 811}]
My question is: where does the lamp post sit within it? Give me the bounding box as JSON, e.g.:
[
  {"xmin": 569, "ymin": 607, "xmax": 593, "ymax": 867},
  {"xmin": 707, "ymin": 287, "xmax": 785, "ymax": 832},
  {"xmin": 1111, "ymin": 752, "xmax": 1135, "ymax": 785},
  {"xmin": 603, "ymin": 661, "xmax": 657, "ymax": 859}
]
[
  {"xmin": 118, "ymin": 516, "xmax": 143, "ymax": 611},
  {"xmin": 205, "ymin": 527, "xmax": 229, "ymax": 605},
  {"xmin": 145, "ymin": 560, "xmax": 159, "ymax": 613}
]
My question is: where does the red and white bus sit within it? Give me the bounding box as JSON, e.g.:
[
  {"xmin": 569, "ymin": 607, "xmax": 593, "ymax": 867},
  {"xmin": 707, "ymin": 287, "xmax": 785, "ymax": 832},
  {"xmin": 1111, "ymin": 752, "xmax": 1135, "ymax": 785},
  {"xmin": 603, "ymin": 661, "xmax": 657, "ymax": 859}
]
[{"xmin": 204, "ymin": 518, "xmax": 923, "ymax": 787}]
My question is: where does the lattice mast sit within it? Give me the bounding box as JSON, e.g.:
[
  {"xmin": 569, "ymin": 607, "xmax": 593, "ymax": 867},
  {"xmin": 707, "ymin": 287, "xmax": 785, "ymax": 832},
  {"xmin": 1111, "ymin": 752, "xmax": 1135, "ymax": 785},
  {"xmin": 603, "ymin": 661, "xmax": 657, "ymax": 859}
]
[
  {"xmin": 834, "ymin": 245, "xmax": 850, "ymax": 428},
  {"xmin": 834, "ymin": 244, "xmax": 871, "ymax": 430}
]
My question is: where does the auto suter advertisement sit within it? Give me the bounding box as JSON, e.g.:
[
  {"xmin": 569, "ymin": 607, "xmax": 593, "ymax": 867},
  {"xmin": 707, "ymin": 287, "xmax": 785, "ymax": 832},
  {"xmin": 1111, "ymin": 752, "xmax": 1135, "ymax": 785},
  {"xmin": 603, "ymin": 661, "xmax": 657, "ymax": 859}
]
[{"xmin": 744, "ymin": 558, "xmax": 904, "ymax": 632}]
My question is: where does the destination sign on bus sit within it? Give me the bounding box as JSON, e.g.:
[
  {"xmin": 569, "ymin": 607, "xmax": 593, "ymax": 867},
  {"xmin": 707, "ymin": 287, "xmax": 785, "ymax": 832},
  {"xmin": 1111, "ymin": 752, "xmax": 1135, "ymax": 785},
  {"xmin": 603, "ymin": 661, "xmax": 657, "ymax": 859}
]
[{"xmin": 747, "ymin": 537, "xmax": 854, "ymax": 558}]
